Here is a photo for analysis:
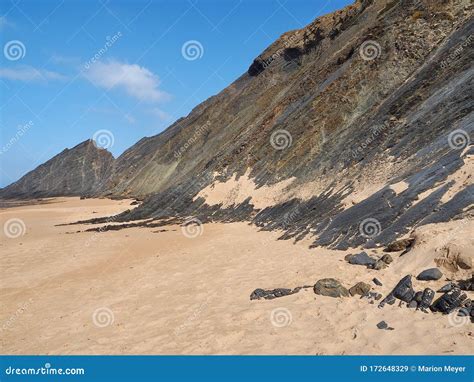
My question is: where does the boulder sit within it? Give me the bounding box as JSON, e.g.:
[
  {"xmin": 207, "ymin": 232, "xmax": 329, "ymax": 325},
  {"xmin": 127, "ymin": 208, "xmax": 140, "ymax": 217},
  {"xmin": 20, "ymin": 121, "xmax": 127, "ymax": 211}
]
[
  {"xmin": 417, "ymin": 268, "xmax": 443, "ymax": 281},
  {"xmin": 418, "ymin": 288, "xmax": 435, "ymax": 311},
  {"xmin": 408, "ymin": 300, "xmax": 418, "ymax": 309},
  {"xmin": 381, "ymin": 254, "xmax": 393, "ymax": 264},
  {"xmin": 373, "ymin": 278, "xmax": 383, "ymax": 286},
  {"xmin": 413, "ymin": 291, "xmax": 423, "ymax": 303},
  {"xmin": 384, "ymin": 238, "xmax": 415, "ymax": 252},
  {"xmin": 349, "ymin": 282, "xmax": 371, "ymax": 296},
  {"xmin": 437, "ymin": 282, "xmax": 456, "ymax": 293},
  {"xmin": 376, "ymin": 320, "xmax": 388, "ymax": 329},
  {"xmin": 313, "ymin": 278, "xmax": 349, "ymax": 298},
  {"xmin": 371, "ymin": 259, "xmax": 388, "ymax": 270},
  {"xmin": 376, "ymin": 320, "xmax": 394, "ymax": 330},
  {"xmin": 346, "ymin": 252, "xmax": 376, "ymax": 266},
  {"xmin": 379, "ymin": 275, "xmax": 415, "ymax": 307},
  {"xmin": 430, "ymin": 287, "xmax": 468, "ymax": 314},
  {"xmin": 458, "ymin": 276, "xmax": 474, "ymax": 291}
]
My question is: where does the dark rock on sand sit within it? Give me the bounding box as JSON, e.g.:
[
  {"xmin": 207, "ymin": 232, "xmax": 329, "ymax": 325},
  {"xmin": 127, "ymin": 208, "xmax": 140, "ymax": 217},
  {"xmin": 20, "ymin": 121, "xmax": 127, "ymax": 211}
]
[
  {"xmin": 379, "ymin": 275, "xmax": 415, "ymax": 307},
  {"xmin": 391, "ymin": 275, "xmax": 416, "ymax": 303},
  {"xmin": 377, "ymin": 321, "xmax": 394, "ymax": 330},
  {"xmin": 417, "ymin": 268, "xmax": 443, "ymax": 281},
  {"xmin": 371, "ymin": 260, "xmax": 388, "ymax": 270},
  {"xmin": 349, "ymin": 282, "xmax": 371, "ymax": 297},
  {"xmin": 314, "ymin": 278, "xmax": 349, "ymax": 298},
  {"xmin": 408, "ymin": 300, "xmax": 418, "ymax": 309},
  {"xmin": 373, "ymin": 278, "xmax": 383, "ymax": 286},
  {"xmin": 377, "ymin": 321, "xmax": 388, "ymax": 329},
  {"xmin": 250, "ymin": 287, "xmax": 302, "ymax": 300},
  {"xmin": 413, "ymin": 291, "xmax": 423, "ymax": 303},
  {"xmin": 458, "ymin": 276, "xmax": 474, "ymax": 291},
  {"xmin": 430, "ymin": 288, "xmax": 468, "ymax": 314},
  {"xmin": 419, "ymin": 288, "xmax": 435, "ymax": 311},
  {"xmin": 380, "ymin": 254, "xmax": 393, "ymax": 264},
  {"xmin": 346, "ymin": 252, "xmax": 376, "ymax": 266},
  {"xmin": 384, "ymin": 238, "xmax": 415, "ymax": 253},
  {"xmin": 438, "ymin": 282, "xmax": 456, "ymax": 293}
]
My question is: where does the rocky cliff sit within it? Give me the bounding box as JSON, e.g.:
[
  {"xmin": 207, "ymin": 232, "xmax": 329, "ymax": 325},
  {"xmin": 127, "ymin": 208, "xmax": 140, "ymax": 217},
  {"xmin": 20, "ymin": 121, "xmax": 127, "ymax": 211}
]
[
  {"xmin": 0, "ymin": 140, "xmax": 114, "ymax": 198},
  {"xmin": 2, "ymin": 0, "xmax": 473, "ymax": 249}
]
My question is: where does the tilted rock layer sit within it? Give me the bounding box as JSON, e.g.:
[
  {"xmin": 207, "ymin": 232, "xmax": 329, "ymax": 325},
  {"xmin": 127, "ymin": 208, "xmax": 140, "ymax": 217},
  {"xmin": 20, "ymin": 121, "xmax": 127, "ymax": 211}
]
[
  {"xmin": 0, "ymin": 140, "xmax": 114, "ymax": 198},
  {"xmin": 2, "ymin": 0, "xmax": 473, "ymax": 249}
]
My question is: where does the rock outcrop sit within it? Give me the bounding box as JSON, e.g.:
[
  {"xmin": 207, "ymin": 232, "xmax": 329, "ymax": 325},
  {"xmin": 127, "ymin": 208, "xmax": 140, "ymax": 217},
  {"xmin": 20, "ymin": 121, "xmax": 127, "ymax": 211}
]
[
  {"xmin": 2, "ymin": 0, "xmax": 473, "ymax": 249},
  {"xmin": 0, "ymin": 140, "xmax": 114, "ymax": 198}
]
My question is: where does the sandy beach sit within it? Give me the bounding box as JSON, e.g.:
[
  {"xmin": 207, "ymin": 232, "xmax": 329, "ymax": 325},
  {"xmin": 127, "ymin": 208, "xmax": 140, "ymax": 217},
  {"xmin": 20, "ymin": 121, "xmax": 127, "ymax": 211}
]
[{"xmin": 0, "ymin": 197, "xmax": 472, "ymax": 355}]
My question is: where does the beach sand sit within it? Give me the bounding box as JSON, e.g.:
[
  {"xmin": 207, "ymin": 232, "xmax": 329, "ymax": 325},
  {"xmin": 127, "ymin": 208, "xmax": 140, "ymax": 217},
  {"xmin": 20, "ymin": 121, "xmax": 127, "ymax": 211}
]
[{"xmin": 0, "ymin": 197, "xmax": 472, "ymax": 355}]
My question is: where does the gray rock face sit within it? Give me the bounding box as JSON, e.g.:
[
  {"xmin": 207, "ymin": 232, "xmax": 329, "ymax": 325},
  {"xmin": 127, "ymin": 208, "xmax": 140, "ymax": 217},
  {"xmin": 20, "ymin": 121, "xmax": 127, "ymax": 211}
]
[
  {"xmin": 0, "ymin": 140, "xmax": 114, "ymax": 198},
  {"xmin": 417, "ymin": 268, "xmax": 443, "ymax": 281},
  {"xmin": 314, "ymin": 278, "xmax": 349, "ymax": 298}
]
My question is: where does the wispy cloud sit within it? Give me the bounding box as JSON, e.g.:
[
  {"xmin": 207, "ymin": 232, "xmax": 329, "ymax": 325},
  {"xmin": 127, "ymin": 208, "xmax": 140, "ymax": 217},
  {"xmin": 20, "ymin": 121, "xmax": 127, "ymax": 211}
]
[
  {"xmin": 0, "ymin": 66, "xmax": 67, "ymax": 82},
  {"xmin": 148, "ymin": 107, "xmax": 173, "ymax": 122},
  {"xmin": 83, "ymin": 60, "xmax": 170, "ymax": 103},
  {"xmin": 89, "ymin": 106, "xmax": 136, "ymax": 125},
  {"xmin": 50, "ymin": 54, "xmax": 81, "ymax": 65}
]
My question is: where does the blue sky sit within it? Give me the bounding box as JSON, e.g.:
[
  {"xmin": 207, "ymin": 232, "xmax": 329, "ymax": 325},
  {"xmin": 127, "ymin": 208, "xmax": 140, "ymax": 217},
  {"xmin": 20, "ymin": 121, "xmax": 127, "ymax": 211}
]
[{"xmin": 0, "ymin": 0, "xmax": 352, "ymax": 187}]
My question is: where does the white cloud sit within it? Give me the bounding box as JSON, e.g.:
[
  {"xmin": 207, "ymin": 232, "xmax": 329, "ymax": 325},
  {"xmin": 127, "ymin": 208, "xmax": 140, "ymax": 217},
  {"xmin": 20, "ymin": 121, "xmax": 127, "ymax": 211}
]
[
  {"xmin": 83, "ymin": 60, "xmax": 169, "ymax": 103},
  {"xmin": 0, "ymin": 66, "xmax": 67, "ymax": 82}
]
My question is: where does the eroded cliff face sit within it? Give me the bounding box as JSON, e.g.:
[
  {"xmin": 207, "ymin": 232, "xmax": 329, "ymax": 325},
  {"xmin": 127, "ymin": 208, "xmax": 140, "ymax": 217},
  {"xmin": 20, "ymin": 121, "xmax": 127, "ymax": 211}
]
[
  {"xmin": 3, "ymin": 0, "xmax": 473, "ymax": 249},
  {"xmin": 93, "ymin": 0, "xmax": 472, "ymax": 249},
  {"xmin": 0, "ymin": 140, "xmax": 114, "ymax": 198}
]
